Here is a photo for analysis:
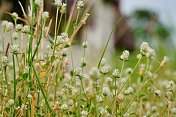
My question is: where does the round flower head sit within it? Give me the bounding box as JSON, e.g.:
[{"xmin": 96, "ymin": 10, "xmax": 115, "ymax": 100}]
[
  {"xmin": 137, "ymin": 54, "xmax": 142, "ymax": 60},
  {"xmin": 6, "ymin": 22, "xmax": 14, "ymax": 31},
  {"xmin": 96, "ymin": 95, "xmax": 103, "ymax": 103},
  {"xmin": 125, "ymin": 87, "xmax": 134, "ymax": 95},
  {"xmin": 77, "ymin": 1, "xmax": 84, "ymax": 10},
  {"xmin": 6, "ymin": 99, "xmax": 14, "ymax": 107},
  {"xmin": 112, "ymin": 69, "xmax": 120, "ymax": 78},
  {"xmin": 116, "ymin": 94, "xmax": 124, "ymax": 103},
  {"xmin": 140, "ymin": 42, "xmax": 149, "ymax": 55},
  {"xmin": 155, "ymin": 90, "xmax": 161, "ymax": 97},
  {"xmin": 105, "ymin": 77, "xmax": 113, "ymax": 85},
  {"xmin": 16, "ymin": 24, "xmax": 23, "ymax": 32},
  {"xmin": 160, "ymin": 56, "xmax": 169, "ymax": 67},
  {"xmin": 100, "ymin": 65, "xmax": 110, "ymax": 74},
  {"xmin": 120, "ymin": 50, "xmax": 129, "ymax": 60},
  {"xmin": 90, "ymin": 67, "xmax": 100, "ymax": 80},
  {"xmin": 12, "ymin": 12, "xmax": 18, "ymax": 20},
  {"xmin": 81, "ymin": 110, "xmax": 88, "ymax": 116},
  {"xmin": 34, "ymin": 0, "xmax": 42, "ymax": 7},
  {"xmin": 146, "ymin": 47, "xmax": 155, "ymax": 60},
  {"xmin": 102, "ymin": 87, "xmax": 110, "ymax": 96},
  {"xmin": 60, "ymin": 103, "xmax": 68, "ymax": 111},
  {"xmin": 11, "ymin": 44, "xmax": 20, "ymax": 54},
  {"xmin": 22, "ymin": 25, "xmax": 30, "ymax": 33},
  {"xmin": 1, "ymin": 20, "xmax": 8, "ymax": 29},
  {"xmin": 1, "ymin": 56, "xmax": 9, "ymax": 66},
  {"xmin": 42, "ymin": 11, "xmax": 49, "ymax": 20},
  {"xmin": 53, "ymin": 0, "xmax": 62, "ymax": 7}
]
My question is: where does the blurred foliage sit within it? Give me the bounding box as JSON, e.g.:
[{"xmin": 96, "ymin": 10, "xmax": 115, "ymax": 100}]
[{"xmin": 129, "ymin": 10, "xmax": 171, "ymax": 42}]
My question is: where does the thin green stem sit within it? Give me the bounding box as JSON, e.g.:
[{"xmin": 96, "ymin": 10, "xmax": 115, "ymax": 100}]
[
  {"xmin": 31, "ymin": 63, "xmax": 53, "ymax": 114},
  {"xmin": 98, "ymin": 17, "xmax": 123, "ymax": 68}
]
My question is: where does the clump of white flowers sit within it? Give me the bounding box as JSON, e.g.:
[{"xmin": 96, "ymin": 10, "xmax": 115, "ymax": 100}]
[
  {"xmin": 154, "ymin": 90, "xmax": 161, "ymax": 97},
  {"xmin": 140, "ymin": 42, "xmax": 149, "ymax": 55},
  {"xmin": 53, "ymin": 0, "xmax": 62, "ymax": 7},
  {"xmin": 112, "ymin": 69, "xmax": 120, "ymax": 78},
  {"xmin": 160, "ymin": 56, "xmax": 169, "ymax": 67},
  {"xmin": 6, "ymin": 99, "xmax": 14, "ymax": 107},
  {"xmin": 1, "ymin": 56, "xmax": 9, "ymax": 66},
  {"xmin": 12, "ymin": 12, "xmax": 18, "ymax": 20},
  {"xmin": 22, "ymin": 25, "xmax": 30, "ymax": 33},
  {"xmin": 34, "ymin": 0, "xmax": 42, "ymax": 7},
  {"xmin": 100, "ymin": 65, "xmax": 110, "ymax": 74},
  {"xmin": 77, "ymin": 1, "xmax": 84, "ymax": 10},
  {"xmin": 125, "ymin": 87, "xmax": 134, "ymax": 95},
  {"xmin": 116, "ymin": 94, "xmax": 124, "ymax": 103},
  {"xmin": 11, "ymin": 45, "xmax": 20, "ymax": 54},
  {"xmin": 60, "ymin": 3, "xmax": 67, "ymax": 14},
  {"xmin": 1, "ymin": 21, "xmax": 14, "ymax": 32},
  {"xmin": 81, "ymin": 110, "xmax": 88, "ymax": 116},
  {"xmin": 90, "ymin": 67, "xmax": 100, "ymax": 80},
  {"xmin": 16, "ymin": 24, "xmax": 23, "ymax": 32},
  {"xmin": 102, "ymin": 87, "xmax": 110, "ymax": 96},
  {"xmin": 42, "ymin": 11, "xmax": 49, "ymax": 20},
  {"xmin": 120, "ymin": 50, "xmax": 129, "ymax": 60},
  {"xmin": 60, "ymin": 103, "xmax": 68, "ymax": 111}
]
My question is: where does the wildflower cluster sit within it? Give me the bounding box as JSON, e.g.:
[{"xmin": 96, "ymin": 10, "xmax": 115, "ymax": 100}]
[{"xmin": 0, "ymin": 1, "xmax": 172, "ymax": 117}]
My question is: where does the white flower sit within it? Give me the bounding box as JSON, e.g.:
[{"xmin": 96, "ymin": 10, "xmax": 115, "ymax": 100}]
[
  {"xmin": 68, "ymin": 99, "xmax": 74, "ymax": 107},
  {"xmin": 146, "ymin": 47, "xmax": 155, "ymax": 60},
  {"xmin": 6, "ymin": 99, "xmax": 14, "ymax": 107},
  {"xmin": 34, "ymin": 0, "xmax": 42, "ymax": 7},
  {"xmin": 27, "ymin": 93, "xmax": 32, "ymax": 99},
  {"xmin": 105, "ymin": 77, "xmax": 113, "ymax": 85},
  {"xmin": 1, "ymin": 20, "xmax": 8, "ymax": 28},
  {"xmin": 11, "ymin": 44, "xmax": 20, "ymax": 54},
  {"xmin": 16, "ymin": 24, "xmax": 23, "ymax": 32},
  {"xmin": 102, "ymin": 87, "xmax": 110, "ymax": 96},
  {"xmin": 77, "ymin": 1, "xmax": 84, "ymax": 9},
  {"xmin": 60, "ymin": 103, "xmax": 68, "ymax": 110},
  {"xmin": 100, "ymin": 65, "xmax": 110, "ymax": 74},
  {"xmin": 42, "ymin": 11, "xmax": 49, "ymax": 20},
  {"xmin": 72, "ymin": 87, "xmax": 78, "ymax": 96},
  {"xmin": 1, "ymin": 21, "xmax": 13, "ymax": 31},
  {"xmin": 1, "ymin": 56, "xmax": 9, "ymax": 66},
  {"xmin": 121, "ymin": 77, "xmax": 127, "ymax": 83},
  {"xmin": 140, "ymin": 42, "xmax": 149, "ymax": 55},
  {"xmin": 81, "ymin": 110, "xmax": 88, "ymax": 116},
  {"xmin": 96, "ymin": 95, "xmax": 103, "ymax": 103},
  {"xmin": 137, "ymin": 54, "xmax": 142, "ymax": 59},
  {"xmin": 120, "ymin": 50, "xmax": 129, "ymax": 60},
  {"xmin": 22, "ymin": 25, "xmax": 30, "ymax": 33},
  {"xmin": 155, "ymin": 90, "xmax": 161, "ymax": 97},
  {"xmin": 90, "ymin": 67, "xmax": 100, "ymax": 80},
  {"xmin": 125, "ymin": 68, "xmax": 132, "ymax": 75},
  {"xmin": 116, "ymin": 94, "xmax": 124, "ymax": 103},
  {"xmin": 160, "ymin": 56, "xmax": 169, "ymax": 67},
  {"xmin": 6, "ymin": 22, "xmax": 14, "ymax": 31},
  {"xmin": 12, "ymin": 12, "xmax": 18, "ymax": 20},
  {"xmin": 112, "ymin": 69, "xmax": 120, "ymax": 77},
  {"xmin": 53, "ymin": 0, "xmax": 62, "ymax": 7}
]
